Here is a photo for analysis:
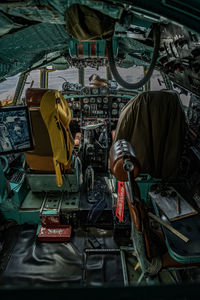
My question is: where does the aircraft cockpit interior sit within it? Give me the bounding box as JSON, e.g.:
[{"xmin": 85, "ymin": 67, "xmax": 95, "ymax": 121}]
[{"xmin": 0, "ymin": 1, "xmax": 200, "ymax": 298}]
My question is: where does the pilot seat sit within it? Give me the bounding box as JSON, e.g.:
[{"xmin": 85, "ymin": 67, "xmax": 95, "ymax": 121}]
[{"xmin": 25, "ymin": 88, "xmax": 80, "ymax": 192}]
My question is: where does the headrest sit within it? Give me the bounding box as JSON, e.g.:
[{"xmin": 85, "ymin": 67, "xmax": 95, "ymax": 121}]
[
  {"xmin": 110, "ymin": 140, "xmax": 140, "ymax": 182},
  {"xmin": 25, "ymin": 88, "xmax": 49, "ymax": 106}
]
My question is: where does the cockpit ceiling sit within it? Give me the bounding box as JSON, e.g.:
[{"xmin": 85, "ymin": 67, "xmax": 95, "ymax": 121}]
[
  {"xmin": 0, "ymin": 23, "xmax": 69, "ymax": 79},
  {"xmin": 0, "ymin": 0, "xmax": 200, "ymax": 94}
]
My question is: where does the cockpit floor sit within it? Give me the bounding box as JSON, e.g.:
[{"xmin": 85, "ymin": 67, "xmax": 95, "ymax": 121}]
[{"xmin": 0, "ymin": 226, "xmax": 123, "ymax": 288}]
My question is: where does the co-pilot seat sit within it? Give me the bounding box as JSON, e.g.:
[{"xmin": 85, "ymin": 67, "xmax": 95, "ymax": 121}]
[
  {"xmin": 111, "ymin": 91, "xmax": 200, "ymax": 280},
  {"xmin": 25, "ymin": 88, "xmax": 79, "ymax": 192},
  {"xmin": 114, "ymin": 90, "xmax": 186, "ymax": 181}
]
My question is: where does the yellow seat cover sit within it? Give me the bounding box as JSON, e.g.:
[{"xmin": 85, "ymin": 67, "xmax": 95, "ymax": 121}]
[{"xmin": 40, "ymin": 89, "xmax": 72, "ymax": 187}]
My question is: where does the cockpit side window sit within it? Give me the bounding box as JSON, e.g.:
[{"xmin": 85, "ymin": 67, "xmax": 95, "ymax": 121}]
[
  {"xmin": 21, "ymin": 70, "xmax": 40, "ymax": 99},
  {"xmin": 111, "ymin": 65, "xmax": 144, "ymax": 91},
  {"xmin": 150, "ymin": 70, "xmax": 167, "ymax": 90},
  {"xmin": 172, "ymin": 84, "xmax": 191, "ymax": 108},
  {"xmin": 0, "ymin": 74, "xmax": 18, "ymax": 106}
]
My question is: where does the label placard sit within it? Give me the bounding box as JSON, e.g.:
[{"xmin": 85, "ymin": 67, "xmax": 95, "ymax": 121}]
[{"xmin": 116, "ymin": 181, "xmax": 125, "ymax": 222}]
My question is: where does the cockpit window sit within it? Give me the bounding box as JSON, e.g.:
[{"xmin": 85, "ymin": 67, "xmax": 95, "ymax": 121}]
[
  {"xmin": 172, "ymin": 84, "xmax": 191, "ymax": 108},
  {"xmin": 84, "ymin": 67, "xmax": 107, "ymax": 86},
  {"xmin": 0, "ymin": 74, "xmax": 18, "ymax": 106},
  {"xmin": 19, "ymin": 70, "xmax": 40, "ymax": 100},
  {"xmin": 150, "ymin": 70, "xmax": 167, "ymax": 90},
  {"xmin": 113, "ymin": 68, "xmax": 167, "ymax": 91},
  {"xmin": 113, "ymin": 65, "xmax": 144, "ymax": 90},
  {"xmin": 48, "ymin": 68, "xmax": 78, "ymax": 89},
  {"xmin": 26, "ymin": 70, "xmax": 40, "ymax": 89}
]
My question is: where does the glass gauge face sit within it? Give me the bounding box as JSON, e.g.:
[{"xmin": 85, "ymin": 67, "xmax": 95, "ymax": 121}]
[
  {"xmin": 90, "ymin": 97, "xmax": 96, "ymax": 103},
  {"xmin": 73, "ymin": 101, "xmax": 80, "ymax": 109},
  {"xmin": 119, "ymin": 103, "xmax": 125, "ymax": 109},
  {"xmin": 84, "ymin": 104, "xmax": 90, "ymax": 110},
  {"xmin": 112, "ymin": 109, "xmax": 118, "ymax": 115},
  {"xmin": 62, "ymin": 82, "xmax": 68, "ymax": 90},
  {"xmin": 69, "ymin": 83, "xmax": 74, "ymax": 90},
  {"xmin": 103, "ymin": 97, "xmax": 108, "ymax": 104},
  {"xmin": 117, "ymin": 97, "xmax": 121, "ymax": 102},
  {"xmin": 80, "ymin": 86, "xmax": 90, "ymax": 95},
  {"xmin": 83, "ymin": 97, "xmax": 89, "ymax": 104},
  {"xmin": 112, "ymin": 102, "xmax": 118, "ymax": 108},
  {"xmin": 97, "ymin": 97, "xmax": 102, "ymax": 103},
  {"xmin": 100, "ymin": 86, "xmax": 109, "ymax": 95},
  {"xmin": 91, "ymin": 87, "xmax": 99, "ymax": 95},
  {"xmin": 75, "ymin": 83, "xmax": 82, "ymax": 89}
]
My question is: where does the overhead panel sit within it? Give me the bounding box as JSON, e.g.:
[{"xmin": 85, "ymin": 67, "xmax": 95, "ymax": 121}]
[{"xmin": 0, "ymin": 0, "xmax": 122, "ymax": 25}]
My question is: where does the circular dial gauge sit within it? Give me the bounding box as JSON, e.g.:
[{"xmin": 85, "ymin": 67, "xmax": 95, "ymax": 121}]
[
  {"xmin": 97, "ymin": 97, "xmax": 102, "ymax": 103},
  {"xmin": 119, "ymin": 103, "xmax": 125, "ymax": 109},
  {"xmin": 80, "ymin": 86, "xmax": 90, "ymax": 95},
  {"xmin": 112, "ymin": 109, "xmax": 118, "ymax": 115},
  {"xmin": 117, "ymin": 97, "xmax": 122, "ymax": 102},
  {"xmin": 100, "ymin": 86, "xmax": 109, "ymax": 95},
  {"xmin": 103, "ymin": 97, "xmax": 108, "ymax": 104},
  {"xmin": 84, "ymin": 104, "xmax": 90, "ymax": 111},
  {"xmin": 90, "ymin": 97, "xmax": 96, "ymax": 103},
  {"xmin": 83, "ymin": 97, "xmax": 89, "ymax": 104},
  {"xmin": 91, "ymin": 87, "xmax": 99, "ymax": 95},
  {"xmin": 112, "ymin": 102, "xmax": 118, "ymax": 108},
  {"xmin": 73, "ymin": 101, "xmax": 81, "ymax": 109}
]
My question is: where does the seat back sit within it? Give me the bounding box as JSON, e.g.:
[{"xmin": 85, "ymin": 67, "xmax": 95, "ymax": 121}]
[
  {"xmin": 114, "ymin": 90, "xmax": 187, "ymax": 181},
  {"xmin": 111, "ymin": 92, "xmax": 200, "ymax": 281},
  {"xmin": 25, "ymin": 88, "xmax": 73, "ymax": 187}
]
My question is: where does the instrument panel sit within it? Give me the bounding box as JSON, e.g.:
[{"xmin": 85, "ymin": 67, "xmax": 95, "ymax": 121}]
[{"xmin": 66, "ymin": 96, "xmax": 130, "ymax": 119}]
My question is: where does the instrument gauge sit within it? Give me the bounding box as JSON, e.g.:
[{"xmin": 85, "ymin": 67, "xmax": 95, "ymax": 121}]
[
  {"xmin": 119, "ymin": 103, "xmax": 125, "ymax": 109},
  {"xmin": 103, "ymin": 97, "xmax": 108, "ymax": 104},
  {"xmin": 83, "ymin": 97, "xmax": 89, "ymax": 104},
  {"xmin": 90, "ymin": 97, "xmax": 96, "ymax": 103},
  {"xmin": 117, "ymin": 97, "xmax": 122, "ymax": 102},
  {"xmin": 62, "ymin": 82, "xmax": 68, "ymax": 91},
  {"xmin": 100, "ymin": 85, "xmax": 109, "ymax": 95},
  {"xmin": 112, "ymin": 109, "xmax": 118, "ymax": 116},
  {"xmin": 112, "ymin": 102, "xmax": 118, "ymax": 108},
  {"xmin": 73, "ymin": 100, "xmax": 81, "ymax": 110},
  {"xmin": 84, "ymin": 104, "xmax": 90, "ymax": 111},
  {"xmin": 91, "ymin": 87, "xmax": 99, "ymax": 95},
  {"xmin": 80, "ymin": 86, "xmax": 90, "ymax": 95},
  {"xmin": 97, "ymin": 97, "xmax": 102, "ymax": 104}
]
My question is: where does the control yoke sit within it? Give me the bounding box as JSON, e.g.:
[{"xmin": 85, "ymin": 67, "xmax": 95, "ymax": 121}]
[{"xmin": 110, "ymin": 139, "xmax": 141, "ymax": 204}]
